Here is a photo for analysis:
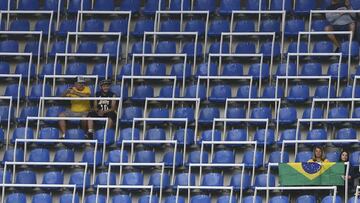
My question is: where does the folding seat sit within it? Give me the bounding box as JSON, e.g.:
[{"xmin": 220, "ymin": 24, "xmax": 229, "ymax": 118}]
[
  {"xmin": 92, "ymin": 63, "xmax": 113, "ymax": 79},
  {"xmin": 0, "ymin": 62, "xmax": 9, "ymax": 74},
  {"xmin": 174, "ymin": 173, "xmax": 195, "ymax": 187},
  {"xmin": 302, "ymin": 107, "xmax": 324, "ymax": 120},
  {"xmin": 340, "ymin": 41, "xmax": 360, "ymax": 57},
  {"xmin": 285, "ymin": 19, "xmax": 305, "ymax": 36},
  {"xmin": 77, "ymin": 41, "xmax": 97, "ymax": 53},
  {"xmin": 208, "ymin": 20, "xmax": 230, "ymax": 37},
  {"xmin": 134, "ymin": 150, "xmax": 155, "ymax": 163},
  {"xmin": 202, "ymin": 173, "xmax": 223, "ymax": 186},
  {"xmin": 169, "ymin": 0, "xmax": 191, "ymax": 10},
  {"xmin": 213, "ymin": 150, "xmax": 235, "ymax": 163},
  {"xmin": 260, "ymin": 42, "xmax": 281, "ymax": 57},
  {"xmin": 270, "ymin": 0, "xmax": 292, "ymax": 11},
  {"xmin": 3, "ymin": 148, "xmax": 24, "ymax": 163},
  {"xmin": 301, "ymin": 63, "xmax": 322, "ymax": 76},
  {"xmin": 122, "ymin": 172, "xmax": 143, "ymax": 185},
  {"xmin": 222, "ymin": 63, "xmax": 243, "ymax": 76},
  {"xmin": 184, "ymin": 84, "xmax": 206, "ymax": 100},
  {"xmin": 0, "ymin": 169, "xmax": 11, "ymax": 183},
  {"xmin": 156, "ymin": 41, "xmax": 177, "ymax": 54},
  {"xmin": 242, "ymin": 196, "xmax": 263, "ymax": 203},
  {"xmin": 278, "ymin": 129, "xmax": 298, "ymax": 145},
  {"xmin": 67, "ymin": 0, "xmax": 91, "ymax": 13},
  {"xmin": 55, "ymin": 84, "xmax": 70, "ymax": 96},
  {"xmin": 159, "ymin": 85, "xmax": 180, "ymax": 98},
  {"xmin": 173, "ymin": 107, "xmax": 195, "ymax": 123},
  {"xmin": 328, "ymin": 106, "xmax": 349, "ymax": 119},
  {"xmin": 165, "ymin": 196, "xmax": 185, "ymax": 203},
  {"xmin": 325, "ymin": 151, "xmax": 340, "ymax": 162},
  {"xmin": 321, "ymin": 196, "xmax": 342, "ymax": 203},
  {"xmin": 196, "ymin": 63, "xmax": 217, "ymax": 77},
  {"xmin": 66, "ymin": 62, "xmax": 87, "ymax": 75},
  {"xmin": 109, "ymin": 19, "xmax": 128, "ymax": 35},
  {"xmin": 335, "ymin": 128, "xmax": 356, "ymax": 146},
  {"xmin": 194, "ymin": 0, "xmax": 216, "ymax": 12},
  {"xmin": 117, "ymin": 63, "xmax": 141, "ymax": 80},
  {"xmin": 295, "ymin": 151, "xmax": 313, "ymax": 162},
  {"xmin": 268, "ymin": 151, "xmax": 289, "ymax": 164},
  {"xmin": 112, "ymin": 194, "xmax": 132, "ymax": 203},
  {"xmin": 269, "ymin": 196, "xmax": 290, "ymax": 203},
  {"xmin": 94, "ymin": 128, "xmax": 115, "ymax": 145},
  {"xmin": 182, "ymin": 42, "xmax": 203, "ymax": 57},
  {"xmin": 146, "ymin": 63, "xmax": 166, "ymax": 76},
  {"xmin": 234, "ymin": 20, "xmax": 255, "ymax": 32},
  {"xmin": 82, "ymin": 149, "xmax": 102, "ymax": 166},
  {"xmin": 314, "ymin": 85, "xmax": 336, "ymax": 98},
  {"xmin": 28, "ymin": 148, "xmax": 50, "ymax": 162},
  {"xmin": 296, "ymin": 195, "xmax": 316, "ymax": 203},
  {"xmin": 287, "ymin": 41, "xmax": 308, "ymax": 54},
  {"xmin": 18, "ymin": 0, "xmax": 39, "ymax": 9},
  {"xmin": 226, "ymin": 129, "xmax": 247, "ymax": 142},
  {"xmin": 174, "ymin": 128, "xmax": 195, "ymax": 145},
  {"xmin": 5, "ymin": 193, "xmax": 26, "ymax": 203},
  {"xmin": 117, "ymin": 127, "xmax": 140, "ymax": 145},
  {"xmin": 105, "ymin": 149, "xmax": 128, "ymax": 165},
  {"xmin": 94, "ymin": 0, "xmax": 114, "ymax": 10},
  {"xmin": 242, "ymin": 150, "xmax": 263, "ymax": 168},
  {"xmin": 209, "ymin": 42, "xmax": 229, "ymax": 54},
  {"xmin": 85, "ymin": 195, "xmax": 106, "ymax": 203},
  {"xmin": 83, "ymin": 19, "xmax": 104, "ymax": 32},
  {"xmin": 250, "ymin": 107, "xmax": 272, "ymax": 120},
  {"xmin": 246, "ymin": 0, "xmax": 267, "ymax": 10},
  {"xmin": 278, "ymin": 107, "xmax": 297, "ymax": 124},
  {"xmin": 44, "ymin": 0, "xmax": 65, "ymax": 12},
  {"xmin": 17, "ymin": 106, "xmax": 39, "ymax": 123},
  {"xmin": 0, "ymin": 0, "xmax": 15, "ymax": 10},
  {"xmin": 236, "ymin": 85, "xmax": 257, "ymax": 98},
  {"xmin": 311, "ymin": 19, "xmax": 329, "ymax": 31},
  {"xmin": 219, "ymin": 0, "xmax": 241, "ymax": 14},
  {"xmin": 313, "ymin": 41, "xmax": 334, "ymax": 53},
  {"xmin": 101, "ymin": 41, "xmax": 121, "ymax": 58},
  {"xmin": 254, "ymin": 173, "xmax": 276, "ymax": 187},
  {"xmin": 10, "ymin": 20, "xmax": 30, "ymax": 31},
  {"xmin": 235, "ymin": 42, "xmax": 256, "ymax": 54},
  {"xmin": 12, "ymin": 127, "xmax": 34, "ymax": 143},
  {"xmin": 49, "ymin": 41, "xmax": 71, "ymax": 57},
  {"xmin": 254, "ymin": 129, "xmax": 275, "ymax": 145},
  {"xmin": 138, "ymin": 195, "xmax": 159, "ymax": 203},
  {"xmin": 145, "ymin": 128, "xmax": 166, "ymax": 141},
  {"xmin": 148, "ymin": 172, "xmax": 170, "ymax": 189},
  {"xmin": 57, "ymin": 20, "xmax": 76, "ymax": 37},
  {"xmin": 94, "ymin": 172, "xmax": 116, "ymax": 186},
  {"xmin": 42, "ymin": 171, "xmax": 64, "ymax": 185},
  {"xmin": 69, "ymin": 171, "xmax": 90, "ymax": 189},
  {"xmin": 200, "ymin": 129, "xmax": 222, "ymax": 142},
  {"xmin": 248, "ymin": 63, "xmax": 270, "ymax": 79},
  {"xmin": 110, "ymin": 84, "xmax": 128, "ymax": 99},
  {"xmin": 132, "ymin": 20, "xmax": 154, "ymax": 37},
  {"xmin": 29, "ymin": 84, "xmax": 51, "ymax": 101},
  {"xmin": 160, "ymin": 20, "xmax": 180, "ymax": 32},
  {"xmin": 143, "ymin": 0, "xmax": 166, "ymax": 14},
  {"xmin": 65, "ymin": 128, "xmax": 86, "ymax": 140},
  {"xmin": 130, "ymin": 41, "xmax": 152, "ymax": 56},
  {"xmin": 0, "ymin": 40, "xmax": 19, "ymax": 52},
  {"xmin": 171, "ymin": 63, "xmax": 192, "ymax": 79},
  {"xmin": 229, "ymin": 173, "xmax": 251, "ymax": 190},
  {"xmin": 262, "ymin": 85, "xmax": 284, "ymax": 98},
  {"xmin": 209, "ymin": 84, "xmax": 232, "ymax": 102},
  {"xmin": 120, "ymin": 0, "xmax": 141, "ymax": 12},
  {"xmin": 349, "ymin": 197, "xmax": 360, "ymax": 203},
  {"xmin": 294, "ymin": 0, "xmax": 316, "ymax": 14},
  {"xmin": 16, "ymin": 170, "xmax": 36, "ymax": 184},
  {"xmin": 15, "ymin": 62, "xmax": 36, "ymax": 78},
  {"xmin": 198, "ymin": 107, "xmax": 220, "ymax": 124},
  {"xmin": 120, "ymin": 106, "xmax": 143, "ymax": 123},
  {"xmin": 287, "ymin": 85, "xmax": 309, "ymax": 102},
  {"xmin": 163, "ymin": 151, "xmax": 183, "ymax": 167},
  {"xmin": 260, "ymin": 19, "xmax": 281, "ymax": 33},
  {"xmin": 350, "ymin": 151, "xmax": 360, "ymax": 166},
  {"xmin": 351, "ymin": 0, "xmax": 360, "ymax": 9},
  {"xmin": 190, "ymin": 195, "xmax": 211, "ymax": 203},
  {"xmin": 185, "ymin": 20, "xmax": 205, "ymax": 35},
  {"xmin": 132, "ymin": 85, "xmax": 154, "ymax": 101},
  {"xmin": 306, "ymin": 129, "xmax": 327, "ymax": 144},
  {"xmin": 187, "ymin": 151, "xmax": 208, "ymax": 164},
  {"xmin": 32, "ymin": 193, "xmax": 52, "ymax": 203},
  {"xmin": 327, "ymin": 63, "xmax": 348, "ymax": 79},
  {"xmin": 0, "ymin": 106, "xmax": 13, "ymax": 124}
]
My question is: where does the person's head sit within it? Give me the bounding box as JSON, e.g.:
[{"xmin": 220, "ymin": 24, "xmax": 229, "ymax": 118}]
[
  {"xmin": 340, "ymin": 150, "xmax": 349, "ymax": 162},
  {"xmin": 313, "ymin": 146, "xmax": 326, "ymax": 161},
  {"xmin": 99, "ymin": 79, "xmax": 112, "ymax": 93},
  {"xmin": 74, "ymin": 76, "xmax": 86, "ymax": 91}
]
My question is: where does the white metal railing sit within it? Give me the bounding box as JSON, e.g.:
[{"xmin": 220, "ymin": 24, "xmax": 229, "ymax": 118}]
[
  {"xmin": 176, "ymin": 185, "xmax": 234, "ymax": 203},
  {"xmin": 355, "ymin": 185, "xmax": 360, "ymax": 203},
  {"xmin": 0, "ymin": 74, "xmax": 22, "ymax": 118}
]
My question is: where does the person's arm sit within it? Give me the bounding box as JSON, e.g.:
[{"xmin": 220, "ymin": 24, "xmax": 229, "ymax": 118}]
[{"xmin": 62, "ymin": 87, "xmax": 72, "ymax": 97}]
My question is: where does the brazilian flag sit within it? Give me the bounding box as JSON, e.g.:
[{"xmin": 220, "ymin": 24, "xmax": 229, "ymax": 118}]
[{"xmin": 279, "ymin": 162, "xmax": 344, "ymax": 186}]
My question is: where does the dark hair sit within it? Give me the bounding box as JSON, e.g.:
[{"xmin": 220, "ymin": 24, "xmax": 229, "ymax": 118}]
[
  {"xmin": 339, "ymin": 150, "xmax": 349, "ymax": 162},
  {"xmin": 312, "ymin": 146, "xmax": 326, "ymax": 162}
]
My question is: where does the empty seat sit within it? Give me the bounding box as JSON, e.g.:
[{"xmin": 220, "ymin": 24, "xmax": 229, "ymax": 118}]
[
  {"xmin": 173, "ymin": 107, "xmax": 195, "ymax": 123},
  {"xmin": 185, "ymin": 20, "xmax": 205, "ymax": 35},
  {"xmin": 81, "ymin": 150, "xmax": 102, "ymax": 166},
  {"xmin": 109, "ymin": 19, "xmax": 128, "ymax": 34},
  {"xmin": 117, "ymin": 127, "xmax": 140, "ymax": 144},
  {"xmin": 44, "ymin": 0, "xmax": 64, "ymax": 11},
  {"xmin": 327, "ymin": 63, "xmax": 348, "ymax": 79},
  {"xmin": 235, "ymin": 42, "xmax": 256, "ymax": 54},
  {"xmin": 171, "ymin": 63, "xmax": 192, "ymax": 79},
  {"xmin": 94, "ymin": 172, "xmax": 116, "ymax": 186},
  {"xmin": 222, "ymin": 63, "xmax": 243, "ymax": 76},
  {"xmin": 0, "ymin": 40, "xmax": 18, "ymax": 52},
  {"xmin": 42, "ymin": 171, "xmax": 63, "ymax": 185},
  {"xmin": 268, "ymin": 151, "xmax": 289, "ymax": 164},
  {"xmin": 242, "ymin": 196, "xmax": 263, "ymax": 203},
  {"xmin": 219, "ymin": 0, "xmax": 241, "ymax": 14},
  {"xmin": 85, "ymin": 195, "xmax": 106, "ymax": 203},
  {"xmin": 209, "ymin": 42, "xmax": 229, "ymax": 54},
  {"xmin": 122, "ymin": 172, "xmax": 143, "ymax": 185},
  {"xmin": 6, "ymin": 193, "xmax": 26, "ymax": 203},
  {"xmin": 132, "ymin": 20, "xmax": 154, "ymax": 37},
  {"xmin": 254, "ymin": 129, "xmax": 275, "ymax": 145},
  {"xmin": 3, "ymin": 148, "xmax": 24, "ymax": 163},
  {"xmin": 59, "ymin": 193, "xmax": 80, "ymax": 203},
  {"xmin": 287, "ymin": 85, "xmax": 309, "ymax": 102},
  {"xmin": 294, "ymin": 0, "xmax": 316, "ymax": 14},
  {"xmin": 67, "ymin": 0, "xmax": 91, "ymax": 13},
  {"xmin": 94, "ymin": 128, "xmax": 115, "ymax": 145},
  {"xmin": 145, "ymin": 128, "xmax": 166, "ymax": 141},
  {"xmin": 307, "ymin": 129, "xmax": 327, "ymax": 143},
  {"xmin": 32, "ymin": 193, "xmax": 52, "ymax": 203},
  {"xmin": 12, "ymin": 127, "xmax": 34, "ymax": 143},
  {"xmin": 302, "ymin": 107, "xmax": 324, "ymax": 120},
  {"xmin": 190, "ymin": 195, "xmax": 211, "ymax": 203},
  {"xmin": 209, "ymin": 84, "xmax": 232, "ymax": 102},
  {"xmin": 271, "ymin": 0, "xmax": 292, "ymax": 10},
  {"xmin": 132, "ymin": 85, "xmax": 154, "ymax": 101},
  {"xmin": 287, "ymin": 41, "xmax": 308, "ymax": 54},
  {"xmin": 169, "ymin": 0, "xmax": 190, "ymax": 10},
  {"xmin": 350, "ymin": 151, "xmax": 360, "ymax": 166},
  {"xmin": 328, "ymin": 106, "xmax": 349, "ymax": 119},
  {"xmin": 120, "ymin": 0, "xmax": 140, "ymax": 12},
  {"xmin": 326, "ymin": 151, "xmax": 340, "ymax": 162},
  {"xmin": 112, "ymin": 194, "xmax": 132, "ymax": 203},
  {"xmin": 49, "ymin": 41, "xmax": 71, "ymax": 57},
  {"xmin": 156, "ymin": 41, "xmax": 177, "ymax": 54},
  {"xmin": 311, "ymin": 19, "xmax": 329, "ymax": 31},
  {"xmin": 0, "ymin": 62, "xmax": 9, "ymax": 74},
  {"xmin": 165, "ymin": 196, "xmax": 185, "ymax": 203},
  {"xmin": 143, "ymin": 0, "xmax": 166, "ymax": 14},
  {"xmin": 148, "ymin": 172, "xmax": 170, "ymax": 189},
  {"xmin": 15, "ymin": 63, "xmax": 36, "ymax": 78},
  {"xmin": 250, "ymin": 107, "xmax": 272, "ymax": 120},
  {"xmin": 135, "ymin": 150, "xmax": 155, "ymax": 163},
  {"xmin": 77, "ymin": 41, "xmax": 97, "ymax": 53},
  {"xmin": 335, "ymin": 128, "xmax": 356, "ymax": 146},
  {"xmin": 198, "ymin": 107, "xmax": 220, "ymax": 124},
  {"xmin": 146, "ymin": 63, "xmax": 166, "ymax": 76},
  {"xmin": 138, "ymin": 195, "xmax": 159, "ymax": 203},
  {"xmin": 301, "ymin": 63, "xmax": 322, "ymax": 76},
  {"xmin": 296, "ymin": 195, "xmax": 316, "ymax": 203},
  {"xmin": 184, "ymin": 84, "xmax": 206, "ymax": 100},
  {"xmin": 173, "ymin": 128, "xmax": 195, "ymax": 145},
  {"xmin": 66, "ymin": 62, "xmax": 87, "ymax": 75},
  {"xmin": 234, "ymin": 20, "xmax": 255, "ymax": 32},
  {"xmin": 340, "ymin": 41, "xmax": 360, "ymax": 57},
  {"xmin": 106, "ymin": 150, "xmax": 128, "ymax": 165},
  {"xmin": 10, "ymin": 20, "xmax": 30, "ymax": 31},
  {"xmin": 200, "ymin": 129, "xmax": 222, "ymax": 142},
  {"xmin": 163, "ymin": 151, "xmax": 183, "ymax": 167},
  {"xmin": 202, "ymin": 173, "xmax": 223, "ymax": 186},
  {"xmin": 254, "ymin": 173, "xmax": 276, "ymax": 187},
  {"xmin": 278, "ymin": 129, "xmax": 299, "ymax": 145},
  {"xmin": 194, "ymin": 0, "xmax": 216, "ymax": 12},
  {"xmin": 29, "ymin": 84, "xmax": 51, "ymax": 101},
  {"xmin": 248, "ymin": 63, "xmax": 270, "ymax": 79},
  {"xmin": 314, "ymin": 85, "xmax": 336, "ymax": 98},
  {"xmin": 226, "ymin": 107, "xmax": 246, "ymax": 119},
  {"xmin": 28, "ymin": 148, "xmax": 50, "ymax": 162},
  {"xmin": 84, "ymin": 19, "xmax": 104, "ymax": 32},
  {"xmin": 269, "ymin": 196, "xmax": 290, "ymax": 203},
  {"xmin": 174, "ymin": 173, "xmax": 195, "ymax": 187},
  {"xmin": 182, "ymin": 42, "xmax": 203, "ymax": 57},
  {"xmin": 208, "ymin": 20, "xmax": 230, "ymax": 37},
  {"xmin": 262, "ymin": 85, "xmax": 284, "ymax": 98},
  {"xmin": 196, "ymin": 63, "xmax": 217, "ymax": 77},
  {"xmin": 229, "ymin": 173, "xmax": 251, "ymax": 190},
  {"xmin": 213, "ymin": 150, "xmax": 235, "ymax": 164},
  {"xmin": 321, "ymin": 196, "xmax": 342, "ymax": 203},
  {"xmin": 285, "ymin": 19, "xmax": 305, "ymax": 36},
  {"xmin": 17, "ymin": 106, "xmax": 39, "ymax": 123},
  {"xmin": 69, "ymin": 171, "xmax": 90, "ymax": 189},
  {"xmin": 237, "ymin": 85, "xmax": 257, "ymax": 98},
  {"xmin": 130, "ymin": 41, "xmax": 152, "ymax": 55},
  {"xmin": 117, "ymin": 63, "xmax": 141, "ymax": 80},
  {"xmin": 260, "ymin": 20, "xmax": 280, "ymax": 33},
  {"xmin": 278, "ymin": 107, "xmax": 297, "ymax": 124},
  {"xmin": 102, "ymin": 41, "xmax": 121, "ymax": 58},
  {"xmin": 226, "ymin": 129, "xmax": 247, "ymax": 142},
  {"xmin": 92, "ymin": 63, "xmax": 113, "ymax": 79},
  {"xmin": 57, "ymin": 20, "xmax": 76, "ymax": 36},
  {"xmin": 313, "ymin": 41, "xmax": 334, "ymax": 53},
  {"xmin": 295, "ymin": 151, "xmax": 313, "ymax": 162},
  {"xmin": 16, "ymin": 170, "xmax": 36, "ymax": 184},
  {"xmin": 0, "ymin": 169, "xmax": 11, "ymax": 183},
  {"xmin": 65, "ymin": 129, "xmax": 85, "ymax": 141},
  {"xmin": 242, "ymin": 150, "xmax": 263, "ymax": 168},
  {"xmin": 160, "ymin": 20, "xmax": 180, "ymax": 32},
  {"xmin": 260, "ymin": 42, "xmax": 281, "ymax": 57},
  {"xmin": 94, "ymin": 0, "xmax": 114, "ymax": 10}
]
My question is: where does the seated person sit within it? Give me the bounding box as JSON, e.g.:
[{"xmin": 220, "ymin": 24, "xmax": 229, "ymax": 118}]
[
  {"xmin": 308, "ymin": 146, "xmax": 329, "ymax": 163},
  {"xmin": 58, "ymin": 77, "xmax": 91, "ymax": 137},
  {"xmin": 87, "ymin": 79, "xmax": 117, "ymax": 138},
  {"xmin": 325, "ymin": 0, "xmax": 356, "ymax": 50}
]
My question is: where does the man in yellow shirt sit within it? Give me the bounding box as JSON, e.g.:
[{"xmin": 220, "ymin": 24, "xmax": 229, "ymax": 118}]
[{"xmin": 58, "ymin": 77, "xmax": 91, "ymax": 137}]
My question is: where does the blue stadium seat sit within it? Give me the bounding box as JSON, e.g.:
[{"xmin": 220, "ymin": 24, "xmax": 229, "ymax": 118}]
[
  {"xmin": 117, "ymin": 63, "xmax": 141, "ymax": 80},
  {"xmin": 69, "ymin": 171, "xmax": 90, "ymax": 189},
  {"xmin": 49, "ymin": 41, "xmax": 71, "ymax": 57},
  {"xmin": 260, "ymin": 42, "xmax": 281, "ymax": 57},
  {"xmin": 94, "ymin": 0, "xmax": 114, "ymax": 10},
  {"xmin": 94, "ymin": 172, "xmax": 116, "ymax": 186},
  {"xmin": 296, "ymin": 195, "xmax": 316, "ymax": 203},
  {"xmin": 0, "ymin": 105, "xmax": 13, "ymax": 123},
  {"xmin": 149, "ymin": 108, "xmax": 169, "ymax": 119},
  {"xmin": 171, "ymin": 63, "xmax": 192, "ymax": 79},
  {"xmin": 12, "ymin": 127, "xmax": 33, "ymax": 143},
  {"xmin": 146, "ymin": 63, "xmax": 166, "ymax": 76},
  {"xmin": 66, "ymin": 62, "xmax": 87, "ymax": 75},
  {"xmin": 313, "ymin": 41, "xmax": 334, "ymax": 53},
  {"xmin": 0, "ymin": 128, "xmax": 4, "ymax": 144},
  {"xmin": 64, "ymin": 128, "xmax": 86, "ymax": 141},
  {"xmin": 246, "ymin": 0, "xmax": 266, "ymax": 10},
  {"xmin": 190, "ymin": 195, "xmax": 211, "ymax": 203},
  {"xmin": 349, "ymin": 197, "xmax": 360, "ymax": 203},
  {"xmin": 229, "ymin": 173, "xmax": 251, "ymax": 190},
  {"xmin": 314, "ymin": 85, "xmax": 336, "ymax": 98},
  {"xmin": 102, "ymin": 41, "xmax": 121, "ymax": 58},
  {"xmin": 219, "ymin": 0, "xmax": 241, "ymax": 14},
  {"xmin": 67, "ymin": 0, "xmax": 91, "ymax": 13},
  {"xmin": 184, "ymin": 84, "xmax": 206, "ymax": 100},
  {"xmin": 311, "ymin": 19, "xmax": 329, "ymax": 31},
  {"xmin": 0, "ymin": 40, "xmax": 18, "ymax": 52},
  {"xmin": 278, "ymin": 107, "xmax": 297, "ymax": 124},
  {"xmin": 15, "ymin": 63, "xmax": 36, "ymax": 78},
  {"xmin": 236, "ymin": 85, "xmax": 257, "ymax": 98},
  {"xmin": 145, "ymin": 128, "xmax": 166, "ymax": 141},
  {"xmin": 163, "ymin": 151, "xmax": 183, "ymax": 167},
  {"xmin": 242, "ymin": 150, "xmax": 263, "ymax": 168},
  {"xmin": 285, "ymin": 19, "xmax": 305, "ymax": 36},
  {"xmin": 110, "ymin": 84, "xmax": 128, "ymax": 99},
  {"xmin": 242, "ymin": 196, "xmax": 263, "ymax": 203},
  {"xmin": 29, "ymin": 84, "xmax": 51, "ymax": 101},
  {"xmin": 335, "ymin": 128, "xmax": 356, "ymax": 146},
  {"xmin": 278, "ymin": 129, "xmax": 298, "ymax": 145},
  {"xmin": 350, "ymin": 151, "xmax": 360, "ymax": 166},
  {"xmin": 302, "ymin": 107, "xmax": 324, "ymax": 120},
  {"xmin": 209, "ymin": 84, "xmax": 232, "ymax": 102},
  {"xmin": 57, "ymin": 20, "xmax": 76, "ymax": 37},
  {"xmin": 254, "ymin": 173, "xmax": 275, "ymax": 187},
  {"xmin": 44, "ymin": 0, "xmax": 64, "ymax": 12},
  {"xmin": 226, "ymin": 129, "xmax": 247, "ymax": 142},
  {"xmin": 196, "ymin": 63, "xmax": 217, "ymax": 77},
  {"xmin": 262, "ymin": 85, "xmax": 284, "ymax": 98},
  {"xmin": 306, "ymin": 129, "xmax": 327, "ymax": 144},
  {"xmin": 202, "ymin": 173, "xmax": 223, "ymax": 186},
  {"xmin": 213, "ymin": 150, "xmax": 235, "ymax": 164},
  {"xmin": 328, "ymin": 106, "xmax": 349, "ymax": 119},
  {"xmin": 174, "ymin": 173, "xmax": 195, "ymax": 187},
  {"xmin": 85, "ymin": 195, "xmax": 106, "ymax": 203},
  {"xmin": 321, "ymin": 196, "xmax": 342, "ymax": 203},
  {"xmin": 185, "ymin": 20, "xmax": 205, "ymax": 35},
  {"xmin": 208, "ymin": 20, "xmax": 230, "ymax": 37},
  {"xmin": 254, "ymin": 129, "xmax": 275, "ymax": 145},
  {"xmin": 200, "ymin": 129, "xmax": 222, "ymax": 142},
  {"xmin": 156, "ymin": 41, "xmax": 177, "ymax": 54},
  {"xmin": 198, "ymin": 107, "xmax": 220, "ymax": 124},
  {"xmin": 295, "ymin": 151, "xmax": 312, "ymax": 162},
  {"xmin": 287, "ymin": 41, "xmax": 308, "ymax": 54},
  {"xmin": 248, "ymin": 63, "xmax": 270, "ymax": 79},
  {"xmin": 169, "ymin": 0, "xmax": 190, "ymax": 10},
  {"xmin": 59, "ymin": 193, "xmax": 80, "ymax": 203},
  {"xmin": 28, "ymin": 148, "xmax": 50, "ymax": 162},
  {"xmin": 159, "ymin": 85, "xmax": 180, "ymax": 98},
  {"xmin": 182, "ymin": 42, "xmax": 203, "ymax": 57},
  {"xmin": 122, "ymin": 172, "xmax": 143, "ymax": 185},
  {"xmin": 187, "ymin": 151, "xmax": 208, "ymax": 164},
  {"xmin": 260, "ymin": 19, "xmax": 280, "ymax": 33},
  {"xmin": 135, "ymin": 150, "xmax": 155, "ymax": 163},
  {"xmin": 250, "ymin": 107, "xmax": 272, "ymax": 120},
  {"xmin": 174, "ymin": 128, "xmax": 195, "ymax": 145},
  {"xmin": 77, "ymin": 41, "xmax": 97, "ymax": 53},
  {"xmin": 327, "ymin": 63, "xmax": 348, "ymax": 79},
  {"xmin": 132, "ymin": 85, "xmax": 154, "ymax": 101},
  {"xmin": 340, "ymin": 41, "xmax": 360, "ymax": 57},
  {"xmin": 112, "ymin": 195, "xmax": 132, "ymax": 203},
  {"xmin": 0, "ymin": 0, "xmax": 15, "ymax": 10},
  {"xmin": 138, "ymin": 195, "xmax": 159, "ymax": 203},
  {"xmin": 92, "ymin": 63, "xmax": 113, "ymax": 79},
  {"xmin": 84, "ymin": 19, "xmax": 103, "ymax": 32},
  {"xmin": 17, "ymin": 106, "xmax": 39, "ymax": 123},
  {"xmin": 287, "ymin": 85, "xmax": 309, "ymax": 102},
  {"xmin": 160, "ymin": 20, "xmax": 180, "ymax": 32},
  {"xmin": 270, "ymin": 0, "xmax": 292, "ymax": 10},
  {"xmin": 117, "ymin": 127, "xmax": 140, "ymax": 144},
  {"xmin": 32, "ymin": 193, "xmax": 52, "ymax": 203},
  {"xmin": 3, "ymin": 148, "xmax": 23, "ymax": 163},
  {"xmin": 149, "ymin": 172, "xmax": 170, "ymax": 189},
  {"xmin": 222, "ymin": 63, "xmax": 243, "ymax": 76},
  {"xmin": 16, "ymin": 170, "xmax": 36, "ymax": 184},
  {"xmin": 45, "ymin": 106, "xmax": 65, "ymax": 122},
  {"xmin": 143, "ymin": 0, "xmax": 165, "ymax": 14},
  {"xmin": 6, "ymin": 193, "xmax": 26, "ymax": 203},
  {"xmin": 294, "ymin": 0, "xmax": 316, "ymax": 14},
  {"xmin": 268, "ymin": 151, "xmax": 289, "ymax": 164},
  {"xmin": 0, "ymin": 169, "xmax": 11, "ymax": 183},
  {"xmin": 235, "ymin": 42, "xmax": 256, "ymax": 54},
  {"xmin": 194, "ymin": 0, "xmax": 216, "ymax": 12},
  {"xmin": 301, "ymin": 63, "xmax": 322, "ymax": 76},
  {"xmin": 109, "ymin": 19, "xmax": 128, "ymax": 34},
  {"xmin": 10, "ymin": 20, "xmax": 30, "ymax": 31},
  {"xmin": 42, "ymin": 171, "xmax": 63, "ymax": 185},
  {"xmin": 269, "ymin": 196, "xmax": 290, "ymax": 203},
  {"xmin": 209, "ymin": 42, "xmax": 229, "ymax": 54},
  {"xmin": 130, "ymin": 42, "xmax": 152, "ymax": 55},
  {"xmin": 132, "ymin": 20, "xmax": 154, "ymax": 37},
  {"xmin": 165, "ymin": 196, "xmax": 185, "ymax": 203},
  {"xmin": 105, "ymin": 149, "xmax": 128, "ymax": 165},
  {"xmin": 81, "ymin": 150, "xmax": 102, "ymax": 166},
  {"xmin": 234, "ymin": 20, "xmax": 255, "ymax": 32},
  {"xmin": 0, "ymin": 62, "xmax": 9, "ymax": 74},
  {"xmin": 120, "ymin": 0, "xmax": 140, "ymax": 12},
  {"xmin": 326, "ymin": 151, "xmax": 340, "ymax": 162},
  {"xmin": 226, "ymin": 107, "xmax": 246, "ymax": 120},
  {"xmin": 94, "ymin": 128, "xmax": 115, "ymax": 145}
]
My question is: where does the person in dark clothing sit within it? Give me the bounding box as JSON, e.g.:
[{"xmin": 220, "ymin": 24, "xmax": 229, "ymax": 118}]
[
  {"xmin": 87, "ymin": 79, "xmax": 117, "ymax": 137},
  {"xmin": 340, "ymin": 150, "xmax": 360, "ymax": 195}
]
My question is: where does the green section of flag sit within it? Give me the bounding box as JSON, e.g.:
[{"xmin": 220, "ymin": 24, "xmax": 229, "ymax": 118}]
[{"xmin": 279, "ymin": 162, "xmax": 344, "ymax": 186}]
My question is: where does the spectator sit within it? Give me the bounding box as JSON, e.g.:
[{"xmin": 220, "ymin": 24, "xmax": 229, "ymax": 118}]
[
  {"xmin": 58, "ymin": 77, "xmax": 91, "ymax": 137},
  {"xmin": 340, "ymin": 150, "xmax": 360, "ymax": 194},
  {"xmin": 325, "ymin": 0, "xmax": 356, "ymax": 50},
  {"xmin": 87, "ymin": 79, "xmax": 117, "ymax": 138},
  {"xmin": 308, "ymin": 146, "xmax": 329, "ymax": 163}
]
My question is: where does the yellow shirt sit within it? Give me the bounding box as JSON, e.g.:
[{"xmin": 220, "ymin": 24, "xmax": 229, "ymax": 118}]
[{"xmin": 66, "ymin": 86, "xmax": 91, "ymax": 112}]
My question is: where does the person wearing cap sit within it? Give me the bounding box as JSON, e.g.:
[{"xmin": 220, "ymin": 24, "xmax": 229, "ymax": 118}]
[
  {"xmin": 87, "ymin": 79, "xmax": 117, "ymax": 138},
  {"xmin": 58, "ymin": 77, "xmax": 91, "ymax": 137}
]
